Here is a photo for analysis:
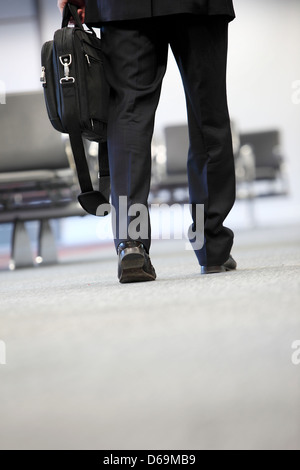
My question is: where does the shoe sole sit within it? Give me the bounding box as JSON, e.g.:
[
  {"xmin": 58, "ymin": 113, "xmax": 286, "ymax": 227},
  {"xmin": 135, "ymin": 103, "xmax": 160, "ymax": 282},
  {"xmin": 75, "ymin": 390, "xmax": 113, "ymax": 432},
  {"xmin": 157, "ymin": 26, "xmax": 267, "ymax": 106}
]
[
  {"xmin": 201, "ymin": 265, "xmax": 236, "ymax": 275},
  {"xmin": 119, "ymin": 247, "xmax": 156, "ymax": 284}
]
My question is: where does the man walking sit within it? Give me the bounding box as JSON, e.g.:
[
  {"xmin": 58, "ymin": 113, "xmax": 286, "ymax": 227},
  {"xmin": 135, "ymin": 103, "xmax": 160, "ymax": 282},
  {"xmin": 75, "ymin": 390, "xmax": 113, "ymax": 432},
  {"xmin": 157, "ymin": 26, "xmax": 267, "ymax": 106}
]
[{"xmin": 58, "ymin": 0, "xmax": 237, "ymax": 283}]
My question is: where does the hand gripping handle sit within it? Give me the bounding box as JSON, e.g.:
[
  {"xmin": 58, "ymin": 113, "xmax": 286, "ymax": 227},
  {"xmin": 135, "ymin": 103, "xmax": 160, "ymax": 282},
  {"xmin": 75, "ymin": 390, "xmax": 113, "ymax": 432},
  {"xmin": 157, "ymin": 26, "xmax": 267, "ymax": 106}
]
[{"xmin": 61, "ymin": 3, "xmax": 85, "ymax": 30}]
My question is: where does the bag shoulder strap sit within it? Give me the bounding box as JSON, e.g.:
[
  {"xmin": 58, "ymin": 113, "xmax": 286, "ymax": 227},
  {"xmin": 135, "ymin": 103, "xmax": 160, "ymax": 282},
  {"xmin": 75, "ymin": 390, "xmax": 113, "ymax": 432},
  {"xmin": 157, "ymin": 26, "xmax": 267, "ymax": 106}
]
[{"xmin": 69, "ymin": 130, "xmax": 110, "ymax": 216}]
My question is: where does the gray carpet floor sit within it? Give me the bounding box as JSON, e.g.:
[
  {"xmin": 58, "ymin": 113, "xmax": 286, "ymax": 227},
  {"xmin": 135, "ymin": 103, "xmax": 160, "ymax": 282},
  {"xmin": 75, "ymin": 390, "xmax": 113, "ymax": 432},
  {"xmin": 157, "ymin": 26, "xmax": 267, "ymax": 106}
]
[{"xmin": 0, "ymin": 225, "xmax": 300, "ymax": 450}]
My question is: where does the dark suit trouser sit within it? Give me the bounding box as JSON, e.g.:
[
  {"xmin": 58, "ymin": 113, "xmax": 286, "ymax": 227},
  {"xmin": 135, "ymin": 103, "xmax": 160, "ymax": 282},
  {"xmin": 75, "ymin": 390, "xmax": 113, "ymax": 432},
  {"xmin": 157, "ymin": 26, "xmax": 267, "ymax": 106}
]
[{"xmin": 101, "ymin": 14, "xmax": 235, "ymax": 266}]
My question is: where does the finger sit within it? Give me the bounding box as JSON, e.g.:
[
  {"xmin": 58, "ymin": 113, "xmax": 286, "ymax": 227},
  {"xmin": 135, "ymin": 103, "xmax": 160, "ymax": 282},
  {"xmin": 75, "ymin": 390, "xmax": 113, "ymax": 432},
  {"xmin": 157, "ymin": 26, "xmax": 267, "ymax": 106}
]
[{"xmin": 77, "ymin": 9, "xmax": 85, "ymax": 23}]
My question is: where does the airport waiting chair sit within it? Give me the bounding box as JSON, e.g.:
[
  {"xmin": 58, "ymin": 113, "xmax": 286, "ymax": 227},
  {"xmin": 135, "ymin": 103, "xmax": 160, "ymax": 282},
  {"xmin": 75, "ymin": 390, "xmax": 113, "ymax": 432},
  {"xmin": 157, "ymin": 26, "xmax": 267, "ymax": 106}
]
[
  {"xmin": 238, "ymin": 129, "xmax": 288, "ymax": 197},
  {"xmin": 0, "ymin": 91, "xmax": 86, "ymax": 269},
  {"xmin": 151, "ymin": 124, "xmax": 189, "ymax": 204},
  {"xmin": 151, "ymin": 124, "xmax": 288, "ymax": 204}
]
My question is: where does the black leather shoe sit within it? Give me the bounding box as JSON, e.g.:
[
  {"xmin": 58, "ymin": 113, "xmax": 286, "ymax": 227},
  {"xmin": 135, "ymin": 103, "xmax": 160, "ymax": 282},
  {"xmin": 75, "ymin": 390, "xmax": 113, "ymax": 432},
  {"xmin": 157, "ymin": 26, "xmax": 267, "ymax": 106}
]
[
  {"xmin": 118, "ymin": 241, "xmax": 156, "ymax": 284},
  {"xmin": 201, "ymin": 255, "xmax": 237, "ymax": 275}
]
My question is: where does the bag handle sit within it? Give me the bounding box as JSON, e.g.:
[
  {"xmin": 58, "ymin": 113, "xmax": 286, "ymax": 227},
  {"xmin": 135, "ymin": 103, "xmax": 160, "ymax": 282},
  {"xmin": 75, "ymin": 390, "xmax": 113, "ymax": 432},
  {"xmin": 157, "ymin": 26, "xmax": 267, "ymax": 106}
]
[
  {"xmin": 62, "ymin": 3, "xmax": 96, "ymax": 36},
  {"xmin": 61, "ymin": 3, "xmax": 85, "ymax": 30}
]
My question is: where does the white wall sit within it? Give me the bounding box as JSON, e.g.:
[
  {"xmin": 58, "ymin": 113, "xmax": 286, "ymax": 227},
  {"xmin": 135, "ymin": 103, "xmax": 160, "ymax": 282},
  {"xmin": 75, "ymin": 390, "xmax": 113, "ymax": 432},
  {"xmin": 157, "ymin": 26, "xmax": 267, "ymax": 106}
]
[
  {"xmin": 228, "ymin": 0, "xmax": 300, "ymax": 203},
  {"xmin": 0, "ymin": 0, "xmax": 41, "ymax": 92}
]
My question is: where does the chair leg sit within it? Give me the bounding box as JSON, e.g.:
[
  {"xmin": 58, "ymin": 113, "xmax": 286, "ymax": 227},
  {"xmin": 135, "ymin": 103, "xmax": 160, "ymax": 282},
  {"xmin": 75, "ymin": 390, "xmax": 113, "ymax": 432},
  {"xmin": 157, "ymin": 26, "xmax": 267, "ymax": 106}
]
[
  {"xmin": 37, "ymin": 219, "xmax": 58, "ymax": 266},
  {"xmin": 10, "ymin": 220, "xmax": 34, "ymax": 270}
]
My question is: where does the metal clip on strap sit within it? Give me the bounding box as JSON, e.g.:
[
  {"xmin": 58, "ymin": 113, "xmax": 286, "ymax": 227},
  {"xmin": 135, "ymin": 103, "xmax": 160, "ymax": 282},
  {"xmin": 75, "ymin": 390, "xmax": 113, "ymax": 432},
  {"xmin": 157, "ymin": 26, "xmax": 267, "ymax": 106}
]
[{"xmin": 59, "ymin": 54, "xmax": 75, "ymax": 84}]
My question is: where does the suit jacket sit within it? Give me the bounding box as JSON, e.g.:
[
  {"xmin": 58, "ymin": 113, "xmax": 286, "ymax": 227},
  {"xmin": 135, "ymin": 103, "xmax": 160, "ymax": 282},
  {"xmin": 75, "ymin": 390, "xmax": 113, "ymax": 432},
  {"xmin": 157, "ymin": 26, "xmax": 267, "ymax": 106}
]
[{"xmin": 85, "ymin": 0, "xmax": 235, "ymax": 25}]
